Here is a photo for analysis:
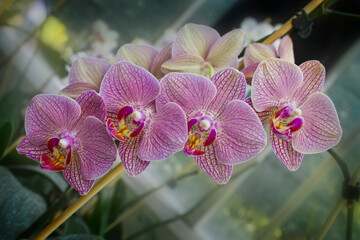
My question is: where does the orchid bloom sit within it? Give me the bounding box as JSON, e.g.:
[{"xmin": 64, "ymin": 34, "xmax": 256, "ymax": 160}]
[
  {"xmin": 161, "ymin": 23, "xmax": 245, "ymax": 78},
  {"xmin": 242, "ymin": 35, "xmax": 294, "ymax": 84},
  {"xmin": 60, "ymin": 57, "xmax": 111, "ymax": 98},
  {"xmin": 17, "ymin": 91, "xmax": 117, "ymax": 195},
  {"xmin": 116, "ymin": 43, "xmax": 172, "ymax": 79},
  {"xmin": 250, "ymin": 58, "xmax": 342, "ymax": 170},
  {"xmin": 157, "ymin": 68, "xmax": 267, "ymax": 183},
  {"xmin": 100, "ymin": 61, "xmax": 187, "ymax": 176}
]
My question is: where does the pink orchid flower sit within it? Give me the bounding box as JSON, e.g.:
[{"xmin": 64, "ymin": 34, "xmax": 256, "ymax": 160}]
[
  {"xmin": 100, "ymin": 61, "xmax": 187, "ymax": 176},
  {"xmin": 157, "ymin": 68, "xmax": 267, "ymax": 183},
  {"xmin": 242, "ymin": 35, "xmax": 294, "ymax": 84},
  {"xmin": 116, "ymin": 43, "xmax": 172, "ymax": 79},
  {"xmin": 60, "ymin": 57, "xmax": 111, "ymax": 98},
  {"xmin": 162, "ymin": 23, "xmax": 245, "ymax": 78},
  {"xmin": 249, "ymin": 58, "xmax": 342, "ymax": 170},
  {"xmin": 17, "ymin": 91, "xmax": 117, "ymax": 195}
]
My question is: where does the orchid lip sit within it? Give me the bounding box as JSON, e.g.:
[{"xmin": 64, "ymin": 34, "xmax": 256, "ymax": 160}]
[
  {"xmin": 41, "ymin": 136, "xmax": 73, "ymax": 172},
  {"xmin": 271, "ymin": 105, "xmax": 304, "ymax": 141},
  {"xmin": 107, "ymin": 105, "xmax": 147, "ymax": 141},
  {"xmin": 184, "ymin": 116, "xmax": 217, "ymax": 155}
]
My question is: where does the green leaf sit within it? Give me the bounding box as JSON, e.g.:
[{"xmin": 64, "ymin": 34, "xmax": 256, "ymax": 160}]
[
  {"xmin": 49, "ymin": 235, "xmax": 105, "ymax": 240},
  {"xmin": 0, "ymin": 120, "xmax": 13, "ymax": 159},
  {"xmin": 87, "ymin": 188, "xmax": 113, "ymax": 236},
  {"xmin": 63, "ymin": 216, "xmax": 91, "ymax": 235},
  {"xmin": 7, "ymin": 165, "xmax": 68, "ymax": 192},
  {"xmin": 0, "ymin": 166, "xmax": 46, "ymax": 240}
]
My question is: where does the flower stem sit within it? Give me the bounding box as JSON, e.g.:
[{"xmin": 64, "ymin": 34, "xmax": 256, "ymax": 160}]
[
  {"xmin": 327, "ymin": 148, "xmax": 350, "ymax": 181},
  {"xmin": 315, "ymin": 164, "xmax": 360, "ymax": 240},
  {"xmin": 326, "ymin": 9, "xmax": 360, "ymax": 19},
  {"xmin": 34, "ymin": 163, "xmax": 125, "ymax": 240},
  {"xmin": 237, "ymin": 0, "xmax": 326, "ymax": 70}
]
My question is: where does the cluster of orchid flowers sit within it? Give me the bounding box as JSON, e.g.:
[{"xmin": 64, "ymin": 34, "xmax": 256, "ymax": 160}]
[{"xmin": 17, "ymin": 23, "xmax": 342, "ymax": 195}]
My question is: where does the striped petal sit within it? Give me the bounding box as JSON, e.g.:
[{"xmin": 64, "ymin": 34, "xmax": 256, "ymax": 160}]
[
  {"xmin": 73, "ymin": 91, "xmax": 107, "ymax": 131},
  {"xmin": 161, "ymin": 54, "xmax": 204, "ymax": 75},
  {"xmin": 244, "ymin": 97, "xmax": 276, "ymax": 127},
  {"xmin": 278, "ymin": 35, "xmax": 295, "ymax": 63},
  {"xmin": 157, "ymin": 72, "xmax": 217, "ymax": 116},
  {"xmin": 69, "ymin": 57, "xmax": 111, "ymax": 87},
  {"xmin": 138, "ymin": 102, "xmax": 187, "ymax": 160},
  {"xmin": 100, "ymin": 61, "xmax": 160, "ymax": 114},
  {"xmin": 244, "ymin": 43, "xmax": 277, "ymax": 67},
  {"xmin": 270, "ymin": 129, "xmax": 304, "ymax": 171},
  {"xmin": 16, "ymin": 136, "xmax": 48, "ymax": 161},
  {"xmin": 291, "ymin": 60, "xmax": 325, "ymax": 106},
  {"xmin": 151, "ymin": 42, "xmax": 172, "ymax": 78},
  {"xmin": 215, "ymin": 100, "xmax": 267, "ymax": 165},
  {"xmin": 76, "ymin": 116, "xmax": 117, "ymax": 180},
  {"xmin": 60, "ymin": 82, "xmax": 100, "ymax": 99},
  {"xmin": 251, "ymin": 58, "xmax": 303, "ymax": 112},
  {"xmin": 194, "ymin": 145, "xmax": 233, "ymax": 184},
  {"xmin": 118, "ymin": 135, "xmax": 150, "ymax": 176},
  {"xmin": 63, "ymin": 152, "xmax": 95, "ymax": 195},
  {"xmin": 207, "ymin": 68, "xmax": 246, "ymax": 116},
  {"xmin": 292, "ymin": 92, "xmax": 342, "ymax": 154},
  {"xmin": 241, "ymin": 62, "xmax": 259, "ymax": 85},
  {"xmin": 206, "ymin": 29, "xmax": 245, "ymax": 67},
  {"xmin": 25, "ymin": 95, "xmax": 81, "ymax": 145},
  {"xmin": 116, "ymin": 44, "xmax": 158, "ymax": 72},
  {"xmin": 172, "ymin": 23, "xmax": 220, "ymax": 58}
]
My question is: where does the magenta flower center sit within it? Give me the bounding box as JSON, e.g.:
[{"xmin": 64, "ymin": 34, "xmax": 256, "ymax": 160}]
[
  {"xmin": 184, "ymin": 117, "xmax": 217, "ymax": 156},
  {"xmin": 107, "ymin": 105, "xmax": 146, "ymax": 142},
  {"xmin": 270, "ymin": 105, "xmax": 304, "ymax": 141},
  {"xmin": 40, "ymin": 136, "xmax": 74, "ymax": 172}
]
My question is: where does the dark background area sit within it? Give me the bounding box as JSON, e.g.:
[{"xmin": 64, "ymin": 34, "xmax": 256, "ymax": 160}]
[{"xmin": 214, "ymin": 0, "xmax": 360, "ymax": 71}]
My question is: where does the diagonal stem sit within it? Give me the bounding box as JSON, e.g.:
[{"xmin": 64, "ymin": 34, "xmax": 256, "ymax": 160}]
[
  {"xmin": 238, "ymin": 0, "xmax": 327, "ymax": 70},
  {"xmin": 327, "ymin": 148, "xmax": 350, "ymax": 181},
  {"xmin": 315, "ymin": 165, "xmax": 360, "ymax": 240},
  {"xmin": 34, "ymin": 163, "xmax": 125, "ymax": 240}
]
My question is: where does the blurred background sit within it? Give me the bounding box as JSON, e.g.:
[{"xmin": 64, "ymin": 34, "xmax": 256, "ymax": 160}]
[{"xmin": 0, "ymin": 0, "xmax": 360, "ymax": 239}]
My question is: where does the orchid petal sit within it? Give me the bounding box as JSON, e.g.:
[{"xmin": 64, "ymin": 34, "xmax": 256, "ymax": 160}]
[
  {"xmin": 172, "ymin": 23, "xmax": 220, "ymax": 58},
  {"xmin": 73, "ymin": 91, "xmax": 106, "ymax": 131},
  {"xmin": 116, "ymin": 44, "xmax": 158, "ymax": 71},
  {"xmin": 291, "ymin": 60, "xmax": 325, "ymax": 106},
  {"xmin": 245, "ymin": 97, "xmax": 276, "ymax": 127},
  {"xmin": 63, "ymin": 152, "xmax": 95, "ymax": 195},
  {"xmin": 76, "ymin": 116, "xmax": 117, "ymax": 180},
  {"xmin": 100, "ymin": 61, "xmax": 160, "ymax": 114},
  {"xmin": 207, "ymin": 68, "xmax": 246, "ymax": 116},
  {"xmin": 151, "ymin": 42, "xmax": 172, "ymax": 78},
  {"xmin": 161, "ymin": 54, "xmax": 204, "ymax": 75},
  {"xmin": 118, "ymin": 135, "xmax": 150, "ymax": 176},
  {"xmin": 157, "ymin": 72, "xmax": 217, "ymax": 116},
  {"xmin": 241, "ymin": 62, "xmax": 259, "ymax": 85},
  {"xmin": 16, "ymin": 136, "xmax": 48, "ymax": 161},
  {"xmin": 270, "ymin": 130, "xmax": 304, "ymax": 171},
  {"xmin": 292, "ymin": 92, "xmax": 342, "ymax": 154},
  {"xmin": 138, "ymin": 102, "xmax": 187, "ymax": 160},
  {"xmin": 194, "ymin": 145, "xmax": 233, "ymax": 184},
  {"xmin": 244, "ymin": 43, "xmax": 277, "ymax": 66},
  {"xmin": 278, "ymin": 35, "xmax": 295, "ymax": 63},
  {"xmin": 251, "ymin": 58, "xmax": 303, "ymax": 112},
  {"xmin": 25, "ymin": 94, "xmax": 81, "ymax": 145},
  {"xmin": 215, "ymin": 100, "xmax": 267, "ymax": 164},
  {"xmin": 60, "ymin": 82, "xmax": 100, "ymax": 99},
  {"xmin": 206, "ymin": 29, "xmax": 245, "ymax": 67},
  {"xmin": 69, "ymin": 57, "xmax": 111, "ymax": 87}
]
